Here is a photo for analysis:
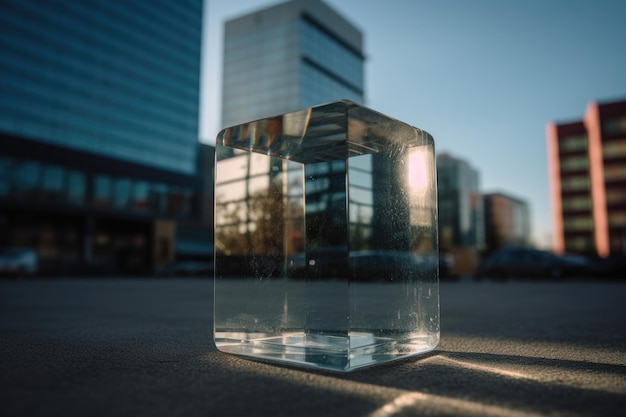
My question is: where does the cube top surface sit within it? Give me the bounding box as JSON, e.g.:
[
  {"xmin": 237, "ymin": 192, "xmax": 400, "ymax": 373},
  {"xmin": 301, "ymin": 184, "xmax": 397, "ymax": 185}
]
[{"xmin": 217, "ymin": 100, "xmax": 434, "ymax": 163}]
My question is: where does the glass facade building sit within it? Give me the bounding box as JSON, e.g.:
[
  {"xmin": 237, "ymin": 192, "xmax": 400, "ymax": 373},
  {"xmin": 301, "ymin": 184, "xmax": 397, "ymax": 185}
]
[
  {"xmin": 436, "ymin": 153, "xmax": 485, "ymax": 275},
  {"xmin": 217, "ymin": 0, "xmax": 368, "ymax": 276},
  {"xmin": 221, "ymin": 0, "xmax": 365, "ymax": 128},
  {"xmin": 437, "ymin": 153, "xmax": 485, "ymax": 250},
  {"xmin": 0, "ymin": 0, "xmax": 203, "ymax": 175},
  {"xmin": 0, "ymin": 0, "xmax": 205, "ymax": 275}
]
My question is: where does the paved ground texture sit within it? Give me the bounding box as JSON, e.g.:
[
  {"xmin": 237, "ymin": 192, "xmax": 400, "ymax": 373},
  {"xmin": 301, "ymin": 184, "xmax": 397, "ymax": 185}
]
[{"xmin": 1, "ymin": 278, "xmax": 625, "ymax": 417}]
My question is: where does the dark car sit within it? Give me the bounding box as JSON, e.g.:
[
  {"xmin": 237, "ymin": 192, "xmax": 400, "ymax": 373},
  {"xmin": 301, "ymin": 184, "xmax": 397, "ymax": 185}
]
[{"xmin": 480, "ymin": 248, "xmax": 589, "ymax": 280}]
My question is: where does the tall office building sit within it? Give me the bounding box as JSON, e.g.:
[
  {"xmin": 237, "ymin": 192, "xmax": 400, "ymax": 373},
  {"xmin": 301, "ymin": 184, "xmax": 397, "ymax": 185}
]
[
  {"xmin": 0, "ymin": 0, "xmax": 205, "ymax": 274},
  {"xmin": 547, "ymin": 98, "xmax": 626, "ymax": 257},
  {"xmin": 0, "ymin": 0, "xmax": 202, "ymax": 174},
  {"xmin": 437, "ymin": 153, "xmax": 484, "ymax": 274},
  {"xmin": 216, "ymin": 0, "xmax": 366, "ymax": 267},
  {"xmin": 483, "ymin": 192, "xmax": 530, "ymax": 251},
  {"xmin": 221, "ymin": 0, "xmax": 364, "ymax": 128}
]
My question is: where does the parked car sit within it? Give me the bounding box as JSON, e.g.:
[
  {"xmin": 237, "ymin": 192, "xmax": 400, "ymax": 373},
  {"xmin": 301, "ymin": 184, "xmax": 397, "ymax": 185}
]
[
  {"xmin": 479, "ymin": 248, "xmax": 589, "ymax": 280},
  {"xmin": 0, "ymin": 248, "xmax": 39, "ymax": 277}
]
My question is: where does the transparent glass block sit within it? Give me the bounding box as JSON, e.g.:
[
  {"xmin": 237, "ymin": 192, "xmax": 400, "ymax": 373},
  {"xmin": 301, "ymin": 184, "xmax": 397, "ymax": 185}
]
[{"xmin": 214, "ymin": 100, "xmax": 439, "ymax": 372}]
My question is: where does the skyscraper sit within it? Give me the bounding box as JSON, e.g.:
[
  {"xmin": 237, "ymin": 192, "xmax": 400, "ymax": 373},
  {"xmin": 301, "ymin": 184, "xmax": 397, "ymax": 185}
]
[
  {"xmin": 0, "ymin": 0, "xmax": 203, "ymax": 174},
  {"xmin": 0, "ymin": 0, "xmax": 205, "ymax": 274},
  {"xmin": 436, "ymin": 153, "xmax": 484, "ymax": 274},
  {"xmin": 216, "ymin": 0, "xmax": 367, "ymax": 271},
  {"xmin": 221, "ymin": 0, "xmax": 365, "ymax": 128},
  {"xmin": 547, "ymin": 98, "xmax": 626, "ymax": 257}
]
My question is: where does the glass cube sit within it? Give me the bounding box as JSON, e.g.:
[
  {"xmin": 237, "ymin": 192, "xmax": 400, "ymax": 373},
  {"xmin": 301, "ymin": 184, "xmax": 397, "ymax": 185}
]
[{"xmin": 214, "ymin": 100, "xmax": 439, "ymax": 372}]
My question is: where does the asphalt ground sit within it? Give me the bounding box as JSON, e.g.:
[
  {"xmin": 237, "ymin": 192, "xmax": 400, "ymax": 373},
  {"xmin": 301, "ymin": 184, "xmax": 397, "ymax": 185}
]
[{"xmin": 1, "ymin": 278, "xmax": 625, "ymax": 417}]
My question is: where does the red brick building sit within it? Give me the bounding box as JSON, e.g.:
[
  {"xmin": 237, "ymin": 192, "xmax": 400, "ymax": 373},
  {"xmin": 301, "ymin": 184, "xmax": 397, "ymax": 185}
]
[{"xmin": 547, "ymin": 99, "xmax": 626, "ymax": 257}]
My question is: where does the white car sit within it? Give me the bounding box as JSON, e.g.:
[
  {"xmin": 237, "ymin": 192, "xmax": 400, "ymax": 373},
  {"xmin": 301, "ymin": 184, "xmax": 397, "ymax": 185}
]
[{"xmin": 0, "ymin": 248, "xmax": 39, "ymax": 276}]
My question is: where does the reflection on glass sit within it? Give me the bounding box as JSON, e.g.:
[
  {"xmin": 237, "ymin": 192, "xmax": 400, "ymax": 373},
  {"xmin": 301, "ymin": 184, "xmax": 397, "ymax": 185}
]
[{"xmin": 214, "ymin": 101, "xmax": 438, "ymax": 372}]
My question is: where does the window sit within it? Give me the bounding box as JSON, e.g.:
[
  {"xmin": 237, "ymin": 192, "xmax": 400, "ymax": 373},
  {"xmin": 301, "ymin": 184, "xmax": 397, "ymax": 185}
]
[
  {"xmin": 563, "ymin": 216, "xmax": 593, "ymax": 231},
  {"xmin": 149, "ymin": 183, "xmax": 168, "ymax": 214},
  {"xmin": 606, "ymin": 189, "xmax": 626, "ymax": 205},
  {"xmin": 561, "ymin": 175, "xmax": 590, "ymax": 191},
  {"xmin": 559, "ymin": 135, "xmax": 587, "ymax": 152},
  {"xmin": 66, "ymin": 170, "xmax": 86, "ymax": 205},
  {"xmin": 564, "ymin": 236, "xmax": 594, "ymax": 252},
  {"xmin": 114, "ymin": 178, "xmax": 132, "ymax": 209},
  {"xmin": 604, "ymin": 164, "xmax": 626, "ymax": 182},
  {"xmin": 299, "ymin": 17, "xmax": 364, "ymax": 91},
  {"xmin": 603, "ymin": 116, "xmax": 626, "ymax": 134},
  {"xmin": 562, "ymin": 196, "xmax": 592, "ymax": 211},
  {"xmin": 93, "ymin": 175, "xmax": 112, "ymax": 207},
  {"xmin": 133, "ymin": 181, "xmax": 149, "ymax": 211},
  {"xmin": 42, "ymin": 165, "xmax": 65, "ymax": 202},
  {"xmin": 560, "ymin": 156, "xmax": 589, "ymax": 172},
  {"xmin": 15, "ymin": 160, "xmax": 41, "ymax": 199},
  {"xmin": 603, "ymin": 141, "xmax": 626, "ymax": 158},
  {"xmin": 608, "ymin": 211, "xmax": 626, "ymax": 227}
]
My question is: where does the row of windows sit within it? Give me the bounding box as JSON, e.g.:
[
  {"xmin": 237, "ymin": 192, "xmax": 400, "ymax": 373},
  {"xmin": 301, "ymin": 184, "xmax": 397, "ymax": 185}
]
[
  {"xmin": 605, "ymin": 164, "xmax": 626, "ymax": 181},
  {"xmin": 225, "ymin": 20, "xmax": 297, "ymax": 49},
  {"xmin": 0, "ymin": 26, "xmax": 199, "ymax": 112},
  {"xmin": 102, "ymin": 0, "xmax": 202, "ymax": 54},
  {"xmin": 0, "ymin": 119, "xmax": 195, "ymax": 176},
  {"xmin": 5, "ymin": 0, "xmax": 200, "ymax": 80},
  {"xmin": 560, "ymin": 155, "xmax": 589, "ymax": 172},
  {"xmin": 561, "ymin": 175, "xmax": 590, "ymax": 191},
  {"xmin": 299, "ymin": 19, "xmax": 364, "ymax": 89},
  {"xmin": 563, "ymin": 216, "xmax": 594, "ymax": 231},
  {"xmin": 606, "ymin": 189, "xmax": 626, "ymax": 205},
  {"xmin": 564, "ymin": 236, "xmax": 595, "ymax": 252},
  {"xmin": 223, "ymin": 70, "xmax": 299, "ymax": 98},
  {"xmin": 222, "ymin": 92, "xmax": 300, "ymax": 127},
  {"xmin": 223, "ymin": 22, "xmax": 298, "ymax": 73},
  {"xmin": 224, "ymin": 35, "xmax": 298, "ymax": 70},
  {"xmin": 603, "ymin": 116, "xmax": 626, "ymax": 135},
  {"xmin": 300, "ymin": 63, "xmax": 363, "ymax": 107},
  {"xmin": 0, "ymin": 76, "xmax": 196, "ymax": 143},
  {"xmin": 608, "ymin": 211, "xmax": 626, "ymax": 227},
  {"xmin": 603, "ymin": 140, "xmax": 626, "ymax": 158},
  {"xmin": 0, "ymin": 34, "xmax": 199, "ymax": 117},
  {"xmin": 92, "ymin": 174, "xmax": 193, "ymax": 217},
  {"xmin": 222, "ymin": 93, "xmax": 299, "ymax": 120},
  {"xmin": 559, "ymin": 134, "xmax": 587, "ymax": 152},
  {"xmin": 0, "ymin": 104, "xmax": 196, "ymax": 174},
  {"xmin": 562, "ymin": 196, "xmax": 592, "ymax": 212},
  {"xmin": 0, "ymin": 157, "xmax": 194, "ymax": 218}
]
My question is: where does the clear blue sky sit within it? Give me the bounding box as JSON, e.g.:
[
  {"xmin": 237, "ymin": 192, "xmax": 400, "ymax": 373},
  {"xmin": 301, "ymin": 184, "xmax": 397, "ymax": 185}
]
[{"xmin": 200, "ymin": 0, "xmax": 626, "ymax": 248}]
